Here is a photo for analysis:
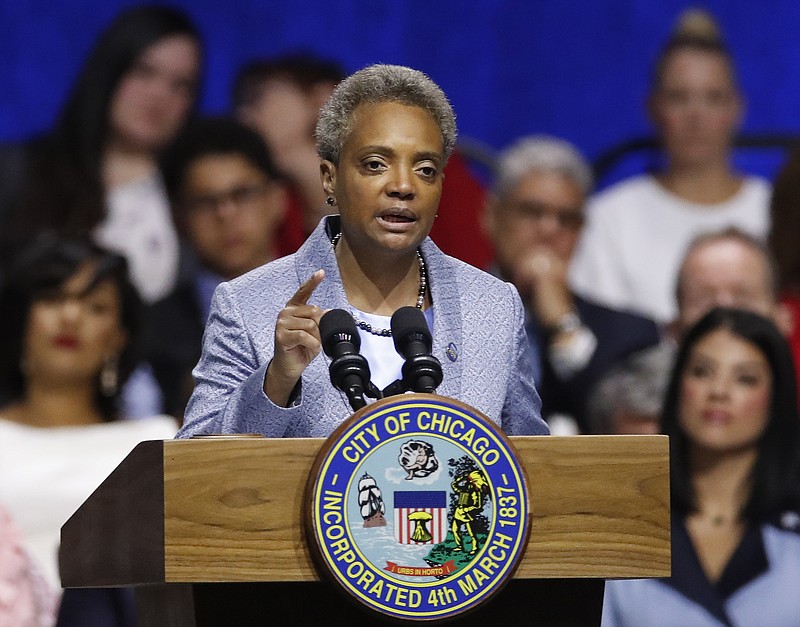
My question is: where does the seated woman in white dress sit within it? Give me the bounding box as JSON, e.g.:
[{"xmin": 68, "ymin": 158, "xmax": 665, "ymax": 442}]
[
  {"xmin": 1, "ymin": 5, "xmax": 203, "ymax": 304},
  {"xmin": 570, "ymin": 10, "xmax": 770, "ymax": 325},
  {"xmin": 0, "ymin": 237, "xmax": 177, "ymax": 623}
]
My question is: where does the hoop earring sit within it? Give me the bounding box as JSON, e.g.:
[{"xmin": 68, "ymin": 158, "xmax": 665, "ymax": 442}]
[
  {"xmin": 326, "ymin": 196, "xmax": 336, "ymax": 206},
  {"xmin": 100, "ymin": 356, "xmax": 119, "ymax": 397}
]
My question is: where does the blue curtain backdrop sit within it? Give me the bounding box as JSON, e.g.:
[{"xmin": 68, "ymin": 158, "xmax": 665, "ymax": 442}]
[{"xmin": 1, "ymin": 0, "xmax": 799, "ymax": 189}]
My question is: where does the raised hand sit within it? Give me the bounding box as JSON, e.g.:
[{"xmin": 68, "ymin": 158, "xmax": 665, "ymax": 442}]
[{"xmin": 264, "ymin": 269, "xmax": 325, "ymax": 405}]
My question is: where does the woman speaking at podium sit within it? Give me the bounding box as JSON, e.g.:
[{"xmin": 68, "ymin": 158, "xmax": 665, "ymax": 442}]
[{"xmin": 177, "ymin": 64, "xmax": 548, "ymax": 439}]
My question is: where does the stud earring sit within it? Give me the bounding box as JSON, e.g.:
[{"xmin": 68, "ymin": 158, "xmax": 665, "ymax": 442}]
[{"xmin": 326, "ymin": 196, "xmax": 336, "ymax": 206}]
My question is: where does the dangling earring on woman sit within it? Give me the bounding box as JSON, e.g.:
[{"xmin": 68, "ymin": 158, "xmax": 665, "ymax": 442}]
[{"xmin": 100, "ymin": 355, "xmax": 119, "ymax": 397}]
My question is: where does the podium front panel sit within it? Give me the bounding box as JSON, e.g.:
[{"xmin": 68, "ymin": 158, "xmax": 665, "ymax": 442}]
[{"xmin": 160, "ymin": 435, "xmax": 669, "ymax": 582}]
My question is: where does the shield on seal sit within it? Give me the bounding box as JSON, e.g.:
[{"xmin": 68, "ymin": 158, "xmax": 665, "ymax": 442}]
[{"xmin": 393, "ymin": 490, "xmax": 448, "ymax": 545}]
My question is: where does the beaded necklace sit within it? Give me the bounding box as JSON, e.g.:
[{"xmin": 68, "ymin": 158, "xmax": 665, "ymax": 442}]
[{"xmin": 331, "ymin": 231, "xmax": 427, "ymax": 337}]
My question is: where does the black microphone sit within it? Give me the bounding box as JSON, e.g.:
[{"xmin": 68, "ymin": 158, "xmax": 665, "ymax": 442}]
[
  {"xmin": 319, "ymin": 309, "xmax": 374, "ymax": 411},
  {"xmin": 391, "ymin": 306, "xmax": 443, "ymax": 394}
]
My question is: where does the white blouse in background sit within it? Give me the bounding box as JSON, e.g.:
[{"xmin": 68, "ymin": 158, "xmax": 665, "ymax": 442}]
[
  {"xmin": 569, "ymin": 174, "xmax": 770, "ymax": 324},
  {"xmin": 0, "ymin": 416, "xmax": 178, "ymax": 590},
  {"xmin": 95, "ymin": 173, "xmax": 179, "ymax": 303}
]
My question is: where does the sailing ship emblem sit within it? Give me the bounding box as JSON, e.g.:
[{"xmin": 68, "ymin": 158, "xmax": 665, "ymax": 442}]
[{"xmin": 357, "ymin": 473, "xmax": 387, "ymax": 527}]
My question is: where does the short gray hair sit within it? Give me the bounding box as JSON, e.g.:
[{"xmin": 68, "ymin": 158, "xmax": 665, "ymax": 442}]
[
  {"xmin": 493, "ymin": 135, "xmax": 593, "ymax": 198},
  {"xmin": 587, "ymin": 344, "xmax": 674, "ymax": 434},
  {"xmin": 315, "ymin": 64, "xmax": 457, "ymax": 164}
]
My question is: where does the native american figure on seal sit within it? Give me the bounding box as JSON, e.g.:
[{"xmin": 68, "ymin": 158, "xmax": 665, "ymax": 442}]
[{"xmin": 450, "ymin": 468, "xmax": 490, "ymax": 554}]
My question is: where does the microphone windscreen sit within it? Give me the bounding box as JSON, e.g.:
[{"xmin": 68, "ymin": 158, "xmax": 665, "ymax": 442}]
[
  {"xmin": 391, "ymin": 306, "xmax": 431, "ymax": 353},
  {"xmin": 319, "ymin": 309, "xmax": 360, "ymax": 356}
]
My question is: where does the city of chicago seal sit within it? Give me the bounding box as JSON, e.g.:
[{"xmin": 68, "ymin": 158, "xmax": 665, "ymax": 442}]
[{"xmin": 306, "ymin": 394, "xmax": 530, "ymax": 622}]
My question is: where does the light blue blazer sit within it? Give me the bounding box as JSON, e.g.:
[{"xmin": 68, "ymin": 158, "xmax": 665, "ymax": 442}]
[
  {"xmin": 602, "ymin": 517, "xmax": 800, "ymax": 627},
  {"xmin": 177, "ymin": 216, "xmax": 547, "ymax": 439}
]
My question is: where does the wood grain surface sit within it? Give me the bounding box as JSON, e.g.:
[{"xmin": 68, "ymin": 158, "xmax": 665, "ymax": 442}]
[{"xmin": 160, "ymin": 435, "xmax": 670, "ymax": 583}]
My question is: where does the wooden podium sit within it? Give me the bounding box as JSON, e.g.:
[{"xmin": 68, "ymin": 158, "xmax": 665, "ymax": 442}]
[{"xmin": 60, "ymin": 435, "xmax": 670, "ymax": 626}]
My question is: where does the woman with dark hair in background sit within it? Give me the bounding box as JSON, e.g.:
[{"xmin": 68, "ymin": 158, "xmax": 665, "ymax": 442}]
[
  {"xmin": 0, "ymin": 237, "xmax": 177, "ymax": 623},
  {"xmin": 602, "ymin": 307, "xmax": 800, "ymax": 626},
  {"xmin": 570, "ymin": 9, "xmax": 770, "ymax": 326},
  {"xmin": 2, "ymin": 5, "xmax": 202, "ymax": 304}
]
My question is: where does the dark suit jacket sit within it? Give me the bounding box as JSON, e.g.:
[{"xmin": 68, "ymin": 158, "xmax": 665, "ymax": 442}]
[
  {"xmin": 531, "ymin": 295, "xmax": 661, "ymax": 433},
  {"xmin": 0, "ymin": 140, "xmax": 33, "ymax": 273},
  {"xmin": 56, "ymin": 588, "xmax": 136, "ymax": 627},
  {"xmin": 143, "ymin": 246, "xmax": 208, "ymax": 421}
]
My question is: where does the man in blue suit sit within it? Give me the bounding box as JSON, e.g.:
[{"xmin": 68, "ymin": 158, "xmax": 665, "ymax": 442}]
[{"xmin": 483, "ymin": 136, "xmax": 661, "ymax": 433}]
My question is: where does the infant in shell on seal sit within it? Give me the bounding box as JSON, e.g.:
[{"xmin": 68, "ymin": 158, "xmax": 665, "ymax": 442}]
[{"xmin": 398, "ymin": 440, "xmax": 439, "ymax": 479}]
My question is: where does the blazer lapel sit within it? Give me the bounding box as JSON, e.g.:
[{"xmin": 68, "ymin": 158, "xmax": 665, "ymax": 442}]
[{"xmin": 422, "ymin": 239, "xmax": 463, "ymax": 401}]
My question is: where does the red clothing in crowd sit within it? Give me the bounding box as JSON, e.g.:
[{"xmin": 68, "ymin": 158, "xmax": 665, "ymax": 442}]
[
  {"xmin": 428, "ymin": 150, "xmax": 494, "ymax": 270},
  {"xmin": 781, "ymin": 292, "xmax": 800, "ymax": 397}
]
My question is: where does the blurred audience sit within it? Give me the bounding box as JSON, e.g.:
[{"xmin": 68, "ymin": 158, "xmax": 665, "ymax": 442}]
[
  {"xmin": 587, "ymin": 345, "xmax": 671, "ymax": 435},
  {"xmin": 589, "ymin": 227, "xmax": 791, "ymax": 434},
  {"xmin": 0, "ymin": 237, "xmax": 177, "ymax": 611},
  {"xmin": 233, "ymin": 53, "xmax": 344, "ymax": 248},
  {"xmin": 482, "ymin": 135, "xmax": 660, "ymax": 433},
  {"xmin": 570, "ymin": 8, "xmax": 770, "ymax": 325},
  {"xmin": 0, "ymin": 5, "xmax": 202, "ymax": 304},
  {"xmin": 149, "ymin": 116, "xmax": 288, "ymax": 419},
  {"xmin": 673, "ymin": 228, "xmax": 790, "ymax": 337},
  {"xmin": 233, "ymin": 52, "xmax": 495, "ymax": 267},
  {"xmin": 602, "ymin": 307, "xmax": 800, "ymax": 626}
]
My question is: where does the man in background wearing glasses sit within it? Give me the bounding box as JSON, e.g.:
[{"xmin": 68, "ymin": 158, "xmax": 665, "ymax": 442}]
[{"xmin": 483, "ymin": 135, "xmax": 660, "ymax": 434}]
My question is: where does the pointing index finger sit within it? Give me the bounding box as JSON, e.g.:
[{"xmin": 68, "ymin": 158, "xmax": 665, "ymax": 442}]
[{"xmin": 287, "ymin": 269, "xmax": 325, "ymax": 306}]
